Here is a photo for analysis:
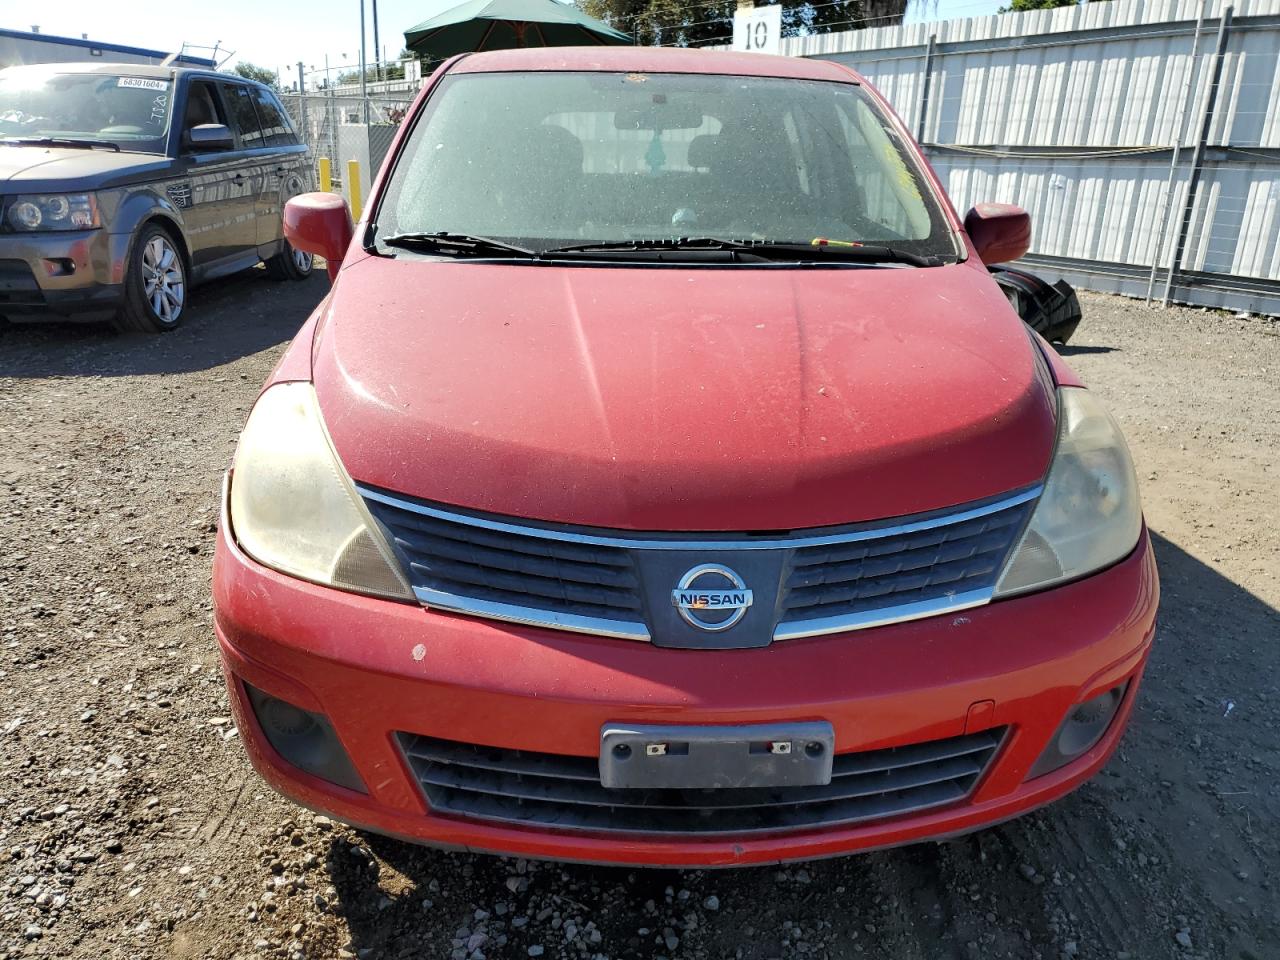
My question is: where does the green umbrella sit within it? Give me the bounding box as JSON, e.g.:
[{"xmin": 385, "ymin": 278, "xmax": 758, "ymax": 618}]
[{"xmin": 405, "ymin": 0, "xmax": 632, "ymax": 59}]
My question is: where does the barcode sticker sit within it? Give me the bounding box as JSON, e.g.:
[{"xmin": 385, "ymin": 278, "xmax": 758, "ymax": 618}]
[{"xmin": 117, "ymin": 77, "xmax": 169, "ymax": 91}]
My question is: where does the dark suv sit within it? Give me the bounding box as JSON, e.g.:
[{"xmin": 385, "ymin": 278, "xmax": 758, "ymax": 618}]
[{"xmin": 0, "ymin": 63, "xmax": 314, "ymax": 332}]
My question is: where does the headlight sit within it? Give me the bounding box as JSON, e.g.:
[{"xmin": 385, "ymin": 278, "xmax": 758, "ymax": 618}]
[
  {"xmin": 5, "ymin": 193, "xmax": 100, "ymax": 231},
  {"xmin": 228, "ymin": 382, "xmax": 414, "ymax": 601},
  {"xmin": 994, "ymin": 387, "xmax": 1142, "ymax": 597}
]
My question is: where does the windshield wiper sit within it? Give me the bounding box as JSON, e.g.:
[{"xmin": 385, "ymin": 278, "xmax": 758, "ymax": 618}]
[
  {"xmin": 738, "ymin": 241, "xmax": 943, "ymax": 267},
  {"xmin": 374, "ymin": 232, "xmax": 943, "ymax": 265},
  {"xmin": 378, "ymin": 231, "xmax": 536, "ymax": 258},
  {"xmin": 1, "ymin": 136, "xmax": 121, "ymax": 152},
  {"xmin": 543, "ymin": 237, "xmax": 943, "ymax": 266},
  {"xmin": 547, "ymin": 237, "xmax": 749, "ymax": 254}
]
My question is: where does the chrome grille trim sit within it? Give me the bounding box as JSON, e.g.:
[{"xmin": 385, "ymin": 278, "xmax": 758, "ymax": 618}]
[
  {"xmin": 772, "ymin": 587, "xmax": 993, "ymax": 641},
  {"xmin": 414, "ymin": 587, "xmax": 651, "ymax": 641},
  {"xmin": 359, "ymin": 484, "xmax": 1040, "ymax": 643},
  {"xmin": 361, "ymin": 485, "xmax": 1041, "ymax": 552}
]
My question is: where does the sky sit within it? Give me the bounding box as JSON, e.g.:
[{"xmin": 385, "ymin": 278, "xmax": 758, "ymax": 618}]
[
  {"xmin": 906, "ymin": 0, "xmax": 1004, "ymax": 23},
  {"xmin": 6, "ymin": 0, "xmax": 1003, "ymax": 86},
  {"xmin": 7, "ymin": 0, "xmax": 462, "ymax": 85}
]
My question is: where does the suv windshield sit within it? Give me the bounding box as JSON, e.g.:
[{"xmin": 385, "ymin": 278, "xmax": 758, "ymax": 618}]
[
  {"xmin": 0, "ymin": 70, "xmax": 174, "ymax": 154},
  {"xmin": 377, "ymin": 70, "xmax": 958, "ymax": 261}
]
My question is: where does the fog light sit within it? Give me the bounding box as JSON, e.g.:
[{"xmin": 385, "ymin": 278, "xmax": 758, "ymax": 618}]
[
  {"xmin": 244, "ymin": 683, "xmax": 366, "ymax": 793},
  {"xmin": 41, "ymin": 258, "xmax": 76, "ymax": 277},
  {"xmin": 1027, "ymin": 682, "xmax": 1128, "ymax": 779},
  {"xmin": 260, "ymin": 697, "xmax": 317, "ymax": 737}
]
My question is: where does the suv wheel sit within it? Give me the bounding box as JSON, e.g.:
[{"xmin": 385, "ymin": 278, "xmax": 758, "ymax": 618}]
[
  {"xmin": 266, "ymin": 240, "xmax": 314, "ymax": 281},
  {"xmin": 113, "ymin": 224, "xmax": 187, "ymax": 333}
]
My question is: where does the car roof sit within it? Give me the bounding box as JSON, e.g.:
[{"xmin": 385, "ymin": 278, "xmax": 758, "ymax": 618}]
[
  {"xmin": 451, "ymin": 46, "xmax": 863, "ymax": 84},
  {"xmin": 0, "ymin": 61, "xmax": 262, "ymax": 85}
]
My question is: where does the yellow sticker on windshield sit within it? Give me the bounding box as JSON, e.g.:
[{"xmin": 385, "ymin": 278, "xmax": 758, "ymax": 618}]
[{"xmin": 881, "ymin": 140, "xmax": 922, "ymax": 199}]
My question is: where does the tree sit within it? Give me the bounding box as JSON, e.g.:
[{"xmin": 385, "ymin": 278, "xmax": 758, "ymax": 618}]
[
  {"xmin": 232, "ymin": 62, "xmax": 279, "ymax": 88},
  {"xmin": 579, "ymin": 0, "xmax": 911, "ymax": 47},
  {"xmin": 999, "ymin": 0, "xmax": 1106, "ymax": 12},
  {"xmin": 336, "ymin": 67, "xmax": 383, "ymax": 85}
]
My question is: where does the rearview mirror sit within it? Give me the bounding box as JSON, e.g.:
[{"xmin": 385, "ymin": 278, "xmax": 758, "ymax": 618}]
[
  {"xmin": 963, "ymin": 203, "xmax": 1031, "ymax": 264},
  {"xmin": 185, "ymin": 123, "xmax": 234, "ymax": 152},
  {"xmin": 283, "ymin": 193, "xmax": 353, "ymax": 282},
  {"xmin": 613, "ymin": 102, "xmax": 704, "ymax": 132}
]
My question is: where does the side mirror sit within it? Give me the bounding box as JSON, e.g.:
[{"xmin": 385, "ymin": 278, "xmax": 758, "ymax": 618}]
[
  {"xmin": 963, "ymin": 203, "xmax": 1031, "ymax": 264},
  {"xmin": 184, "ymin": 123, "xmax": 234, "ymax": 152},
  {"xmin": 283, "ymin": 193, "xmax": 354, "ymax": 282}
]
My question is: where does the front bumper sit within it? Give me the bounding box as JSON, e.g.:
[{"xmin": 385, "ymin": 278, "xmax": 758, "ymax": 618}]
[
  {"xmin": 0, "ymin": 230, "xmax": 129, "ymax": 319},
  {"xmin": 213, "ymin": 503, "xmax": 1158, "ymax": 867}
]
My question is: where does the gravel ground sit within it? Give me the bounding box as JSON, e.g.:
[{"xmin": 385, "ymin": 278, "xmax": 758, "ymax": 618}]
[{"xmin": 1, "ymin": 274, "xmax": 1277, "ymax": 960}]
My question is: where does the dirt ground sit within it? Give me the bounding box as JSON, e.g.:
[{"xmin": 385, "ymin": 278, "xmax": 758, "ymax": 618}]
[{"xmin": 1, "ymin": 273, "xmax": 1277, "ymax": 960}]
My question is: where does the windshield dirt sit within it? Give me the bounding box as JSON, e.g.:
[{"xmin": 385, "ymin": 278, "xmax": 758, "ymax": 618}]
[
  {"xmin": 376, "ymin": 71, "xmax": 958, "ymax": 260},
  {"xmin": 0, "ymin": 71, "xmax": 174, "ymax": 153}
]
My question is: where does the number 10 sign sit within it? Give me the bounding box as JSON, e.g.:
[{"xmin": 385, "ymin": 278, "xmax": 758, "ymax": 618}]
[{"xmin": 732, "ymin": 4, "xmax": 782, "ymax": 55}]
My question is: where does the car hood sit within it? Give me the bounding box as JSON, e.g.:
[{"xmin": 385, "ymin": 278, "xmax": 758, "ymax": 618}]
[
  {"xmin": 314, "ymin": 255, "xmax": 1057, "ymax": 531},
  {"xmin": 0, "ymin": 145, "xmax": 169, "ymax": 188}
]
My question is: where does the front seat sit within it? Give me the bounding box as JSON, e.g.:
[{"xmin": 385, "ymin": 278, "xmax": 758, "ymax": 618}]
[
  {"xmin": 182, "ymin": 86, "xmax": 219, "ymax": 146},
  {"xmin": 506, "ymin": 124, "xmax": 585, "ymax": 236},
  {"xmin": 703, "ymin": 124, "xmax": 810, "ymax": 233}
]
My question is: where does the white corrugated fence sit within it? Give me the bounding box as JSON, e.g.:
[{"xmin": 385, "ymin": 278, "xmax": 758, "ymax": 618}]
[{"xmin": 782, "ymin": 0, "xmax": 1280, "ymax": 314}]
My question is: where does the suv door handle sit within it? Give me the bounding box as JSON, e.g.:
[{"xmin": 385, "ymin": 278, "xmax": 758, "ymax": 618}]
[
  {"xmin": 232, "ymin": 172, "xmax": 246, "ymax": 185},
  {"xmin": 275, "ymin": 166, "xmax": 287, "ymax": 175}
]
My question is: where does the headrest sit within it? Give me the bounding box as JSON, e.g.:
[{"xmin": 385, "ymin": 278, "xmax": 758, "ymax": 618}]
[
  {"xmin": 187, "ymin": 88, "xmax": 217, "ymax": 128},
  {"xmin": 686, "ymin": 134, "xmax": 719, "ymax": 170},
  {"xmin": 527, "ymin": 124, "xmax": 584, "ymax": 173}
]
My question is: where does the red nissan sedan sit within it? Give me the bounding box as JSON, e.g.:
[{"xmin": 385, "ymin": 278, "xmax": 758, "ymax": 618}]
[{"xmin": 212, "ymin": 47, "xmax": 1158, "ymax": 866}]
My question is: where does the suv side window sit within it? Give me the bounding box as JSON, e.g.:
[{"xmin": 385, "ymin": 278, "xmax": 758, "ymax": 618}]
[
  {"xmin": 222, "ymin": 83, "xmax": 265, "ymax": 149},
  {"xmin": 181, "ymin": 80, "xmax": 227, "ymax": 148},
  {"xmin": 251, "ymin": 88, "xmax": 297, "ymax": 147}
]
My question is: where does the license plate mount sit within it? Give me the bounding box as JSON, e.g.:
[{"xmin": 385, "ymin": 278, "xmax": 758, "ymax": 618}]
[{"xmin": 599, "ymin": 722, "xmax": 835, "ymax": 789}]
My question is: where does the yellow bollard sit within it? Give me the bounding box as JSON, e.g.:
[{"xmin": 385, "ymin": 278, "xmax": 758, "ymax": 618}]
[
  {"xmin": 317, "ymin": 157, "xmax": 332, "ymax": 194},
  {"xmin": 347, "ymin": 160, "xmax": 362, "ymax": 221}
]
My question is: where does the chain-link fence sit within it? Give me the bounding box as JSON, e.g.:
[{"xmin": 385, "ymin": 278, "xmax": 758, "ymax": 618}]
[{"xmin": 284, "ymin": 93, "xmax": 415, "ymax": 198}]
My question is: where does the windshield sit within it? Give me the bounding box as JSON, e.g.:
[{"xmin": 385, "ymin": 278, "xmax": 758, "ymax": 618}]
[
  {"xmin": 377, "ymin": 70, "xmax": 958, "ymax": 261},
  {"xmin": 0, "ymin": 70, "xmax": 174, "ymax": 153}
]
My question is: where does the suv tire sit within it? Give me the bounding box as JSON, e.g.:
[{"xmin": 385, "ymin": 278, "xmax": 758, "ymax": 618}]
[
  {"xmin": 266, "ymin": 240, "xmax": 314, "ymax": 281},
  {"xmin": 113, "ymin": 224, "xmax": 187, "ymax": 333}
]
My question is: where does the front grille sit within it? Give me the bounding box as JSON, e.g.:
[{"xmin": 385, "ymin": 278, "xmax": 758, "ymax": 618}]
[
  {"xmin": 780, "ymin": 501, "xmax": 1032, "ymax": 627},
  {"xmin": 360, "ymin": 484, "xmax": 1037, "ymax": 645},
  {"xmin": 397, "ymin": 728, "xmax": 1005, "ymax": 835},
  {"xmin": 365, "ymin": 491, "xmax": 646, "ymax": 632}
]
